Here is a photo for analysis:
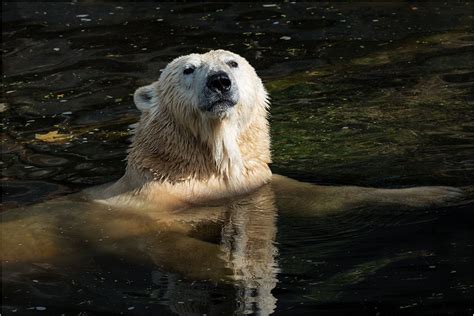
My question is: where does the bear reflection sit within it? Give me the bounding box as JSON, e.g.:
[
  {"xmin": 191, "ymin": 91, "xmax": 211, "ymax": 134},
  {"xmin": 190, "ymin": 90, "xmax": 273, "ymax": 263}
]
[{"xmin": 160, "ymin": 185, "xmax": 279, "ymax": 316}]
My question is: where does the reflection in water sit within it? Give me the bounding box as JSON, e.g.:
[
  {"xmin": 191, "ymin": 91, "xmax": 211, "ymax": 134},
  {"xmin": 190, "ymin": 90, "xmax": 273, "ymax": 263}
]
[
  {"xmin": 161, "ymin": 186, "xmax": 279, "ymax": 315},
  {"xmin": 220, "ymin": 187, "xmax": 279, "ymax": 315},
  {"xmin": 158, "ymin": 186, "xmax": 280, "ymax": 316}
]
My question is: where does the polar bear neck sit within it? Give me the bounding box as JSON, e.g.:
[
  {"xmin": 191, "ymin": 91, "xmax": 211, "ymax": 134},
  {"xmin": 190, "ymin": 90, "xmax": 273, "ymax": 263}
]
[
  {"xmin": 194, "ymin": 118, "xmax": 243, "ymax": 178},
  {"xmin": 126, "ymin": 106, "xmax": 270, "ymax": 185}
]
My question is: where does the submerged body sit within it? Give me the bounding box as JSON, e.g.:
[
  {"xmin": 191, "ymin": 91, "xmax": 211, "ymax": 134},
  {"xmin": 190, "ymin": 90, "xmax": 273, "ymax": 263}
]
[{"xmin": 1, "ymin": 50, "xmax": 465, "ymax": 314}]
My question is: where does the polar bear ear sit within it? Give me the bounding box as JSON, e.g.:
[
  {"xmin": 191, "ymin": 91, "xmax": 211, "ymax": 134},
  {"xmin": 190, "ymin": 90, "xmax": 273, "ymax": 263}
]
[{"xmin": 133, "ymin": 83, "xmax": 158, "ymax": 112}]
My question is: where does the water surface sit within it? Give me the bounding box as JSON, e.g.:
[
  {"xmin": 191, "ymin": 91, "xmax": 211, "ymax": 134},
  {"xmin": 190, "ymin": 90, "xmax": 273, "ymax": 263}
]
[{"xmin": 2, "ymin": 2, "xmax": 473, "ymax": 315}]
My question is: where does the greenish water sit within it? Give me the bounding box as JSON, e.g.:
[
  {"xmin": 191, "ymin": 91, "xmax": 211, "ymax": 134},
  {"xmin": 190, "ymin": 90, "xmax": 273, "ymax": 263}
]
[{"xmin": 2, "ymin": 2, "xmax": 473, "ymax": 315}]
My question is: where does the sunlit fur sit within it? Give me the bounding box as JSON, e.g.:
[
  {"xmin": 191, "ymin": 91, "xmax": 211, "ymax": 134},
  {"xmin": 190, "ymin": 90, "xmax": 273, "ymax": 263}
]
[{"xmin": 93, "ymin": 50, "xmax": 272, "ymax": 206}]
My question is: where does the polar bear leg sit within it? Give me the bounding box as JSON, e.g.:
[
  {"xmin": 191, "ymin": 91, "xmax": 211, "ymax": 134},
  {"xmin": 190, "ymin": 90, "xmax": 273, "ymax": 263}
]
[{"xmin": 271, "ymin": 174, "xmax": 465, "ymax": 216}]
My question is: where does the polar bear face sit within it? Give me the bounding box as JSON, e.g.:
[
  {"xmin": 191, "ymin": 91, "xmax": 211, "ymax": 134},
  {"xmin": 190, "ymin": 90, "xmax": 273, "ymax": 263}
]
[
  {"xmin": 129, "ymin": 50, "xmax": 271, "ymax": 183},
  {"xmin": 134, "ymin": 50, "xmax": 268, "ymax": 128}
]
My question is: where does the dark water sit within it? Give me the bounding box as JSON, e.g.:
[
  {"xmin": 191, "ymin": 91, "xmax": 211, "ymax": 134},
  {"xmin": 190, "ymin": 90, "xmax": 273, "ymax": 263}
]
[{"xmin": 2, "ymin": 2, "xmax": 474, "ymax": 315}]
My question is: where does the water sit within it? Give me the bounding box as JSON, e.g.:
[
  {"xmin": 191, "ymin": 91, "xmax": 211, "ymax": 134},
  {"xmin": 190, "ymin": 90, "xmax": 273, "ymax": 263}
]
[{"xmin": 2, "ymin": 2, "xmax": 473, "ymax": 315}]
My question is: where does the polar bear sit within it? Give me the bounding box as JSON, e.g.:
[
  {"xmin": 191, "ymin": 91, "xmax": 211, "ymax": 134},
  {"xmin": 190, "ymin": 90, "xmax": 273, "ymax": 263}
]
[
  {"xmin": 85, "ymin": 49, "xmax": 463, "ymax": 213},
  {"xmin": 0, "ymin": 50, "xmax": 465, "ymax": 315}
]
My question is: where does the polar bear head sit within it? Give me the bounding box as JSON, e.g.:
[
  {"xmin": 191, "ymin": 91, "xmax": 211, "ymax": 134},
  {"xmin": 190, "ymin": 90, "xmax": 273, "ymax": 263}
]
[
  {"xmin": 129, "ymin": 50, "xmax": 271, "ymax": 183},
  {"xmin": 134, "ymin": 49, "xmax": 268, "ymax": 127}
]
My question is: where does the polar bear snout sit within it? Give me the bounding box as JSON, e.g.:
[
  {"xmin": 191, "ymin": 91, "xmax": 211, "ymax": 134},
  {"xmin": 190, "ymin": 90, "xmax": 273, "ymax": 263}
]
[
  {"xmin": 201, "ymin": 70, "xmax": 240, "ymax": 117},
  {"xmin": 207, "ymin": 71, "xmax": 232, "ymax": 93}
]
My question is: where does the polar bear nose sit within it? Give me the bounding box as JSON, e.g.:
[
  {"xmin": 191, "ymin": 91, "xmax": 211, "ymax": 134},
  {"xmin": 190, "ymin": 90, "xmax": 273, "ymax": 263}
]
[{"xmin": 207, "ymin": 72, "xmax": 232, "ymax": 93}]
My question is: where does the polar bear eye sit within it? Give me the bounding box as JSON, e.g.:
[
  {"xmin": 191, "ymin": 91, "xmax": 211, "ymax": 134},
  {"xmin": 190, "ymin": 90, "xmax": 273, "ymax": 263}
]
[
  {"xmin": 183, "ymin": 67, "xmax": 195, "ymax": 75},
  {"xmin": 227, "ymin": 61, "xmax": 238, "ymax": 68}
]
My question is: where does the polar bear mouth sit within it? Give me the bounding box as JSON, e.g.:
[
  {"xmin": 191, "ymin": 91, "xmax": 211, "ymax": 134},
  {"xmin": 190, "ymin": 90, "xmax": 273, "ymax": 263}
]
[
  {"xmin": 208, "ymin": 98, "xmax": 236, "ymax": 110},
  {"xmin": 200, "ymin": 96, "xmax": 238, "ymax": 116},
  {"xmin": 202, "ymin": 98, "xmax": 237, "ymax": 117}
]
